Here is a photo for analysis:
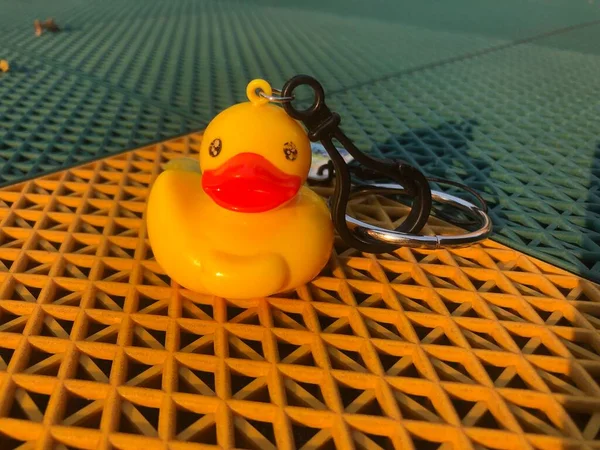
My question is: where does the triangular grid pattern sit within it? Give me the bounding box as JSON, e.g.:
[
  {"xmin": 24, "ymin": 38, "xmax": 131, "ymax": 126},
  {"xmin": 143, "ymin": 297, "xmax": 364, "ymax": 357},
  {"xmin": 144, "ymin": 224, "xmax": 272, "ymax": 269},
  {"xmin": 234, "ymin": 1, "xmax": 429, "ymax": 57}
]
[
  {"xmin": 0, "ymin": 134, "xmax": 597, "ymax": 449},
  {"xmin": 2, "ymin": 0, "xmax": 600, "ymax": 281}
]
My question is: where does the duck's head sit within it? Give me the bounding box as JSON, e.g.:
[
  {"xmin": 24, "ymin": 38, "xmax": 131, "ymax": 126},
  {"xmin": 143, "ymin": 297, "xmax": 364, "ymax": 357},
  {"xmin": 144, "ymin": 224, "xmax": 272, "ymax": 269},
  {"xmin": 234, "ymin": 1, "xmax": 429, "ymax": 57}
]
[{"xmin": 200, "ymin": 79, "xmax": 311, "ymax": 213}]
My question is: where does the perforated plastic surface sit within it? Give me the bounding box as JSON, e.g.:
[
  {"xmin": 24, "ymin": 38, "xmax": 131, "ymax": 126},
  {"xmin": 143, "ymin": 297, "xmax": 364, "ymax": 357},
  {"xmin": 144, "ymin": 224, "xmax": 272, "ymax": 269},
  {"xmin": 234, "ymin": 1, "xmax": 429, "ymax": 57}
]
[
  {"xmin": 331, "ymin": 38, "xmax": 600, "ymax": 282},
  {"xmin": 0, "ymin": 134, "xmax": 598, "ymax": 450},
  {"xmin": 0, "ymin": 50, "xmax": 195, "ymax": 186},
  {"xmin": 1, "ymin": 2, "xmax": 600, "ymax": 279}
]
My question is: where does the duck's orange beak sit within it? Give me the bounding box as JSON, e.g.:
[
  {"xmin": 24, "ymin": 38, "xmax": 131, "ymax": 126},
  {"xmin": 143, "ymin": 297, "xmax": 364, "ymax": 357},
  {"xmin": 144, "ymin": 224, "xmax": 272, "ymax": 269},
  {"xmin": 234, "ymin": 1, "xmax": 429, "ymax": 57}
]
[{"xmin": 202, "ymin": 153, "xmax": 302, "ymax": 213}]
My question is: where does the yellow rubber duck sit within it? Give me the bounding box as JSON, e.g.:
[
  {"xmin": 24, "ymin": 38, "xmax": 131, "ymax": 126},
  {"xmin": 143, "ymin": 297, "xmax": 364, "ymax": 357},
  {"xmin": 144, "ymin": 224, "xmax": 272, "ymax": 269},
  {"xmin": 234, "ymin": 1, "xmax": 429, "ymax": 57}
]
[
  {"xmin": 0, "ymin": 60, "xmax": 9, "ymax": 73},
  {"xmin": 147, "ymin": 79, "xmax": 334, "ymax": 299}
]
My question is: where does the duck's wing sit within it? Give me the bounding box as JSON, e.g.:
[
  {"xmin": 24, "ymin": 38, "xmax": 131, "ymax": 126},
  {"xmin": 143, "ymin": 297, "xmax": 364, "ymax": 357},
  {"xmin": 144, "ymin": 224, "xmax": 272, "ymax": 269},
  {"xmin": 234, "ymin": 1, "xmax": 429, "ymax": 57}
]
[
  {"xmin": 200, "ymin": 249, "xmax": 288, "ymax": 298},
  {"xmin": 161, "ymin": 157, "xmax": 201, "ymax": 173}
]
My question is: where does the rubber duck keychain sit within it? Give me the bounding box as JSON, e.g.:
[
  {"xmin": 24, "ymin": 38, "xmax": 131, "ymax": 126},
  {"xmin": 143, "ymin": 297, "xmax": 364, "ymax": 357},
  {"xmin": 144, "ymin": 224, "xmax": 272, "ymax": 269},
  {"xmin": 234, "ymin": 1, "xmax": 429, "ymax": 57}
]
[{"xmin": 147, "ymin": 75, "xmax": 492, "ymax": 299}]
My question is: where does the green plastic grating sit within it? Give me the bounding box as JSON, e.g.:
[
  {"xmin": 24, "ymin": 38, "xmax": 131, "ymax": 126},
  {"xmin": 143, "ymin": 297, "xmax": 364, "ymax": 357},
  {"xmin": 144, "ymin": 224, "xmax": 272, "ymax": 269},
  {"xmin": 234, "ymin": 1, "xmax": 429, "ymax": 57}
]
[
  {"xmin": 1, "ymin": 0, "xmax": 523, "ymax": 117},
  {"xmin": 1, "ymin": 0, "xmax": 600, "ymax": 282},
  {"xmin": 322, "ymin": 36, "xmax": 600, "ymax": 281},
  {"xmin": 0, "ymin": 51, "xmax": 195, "ymax": 185}
]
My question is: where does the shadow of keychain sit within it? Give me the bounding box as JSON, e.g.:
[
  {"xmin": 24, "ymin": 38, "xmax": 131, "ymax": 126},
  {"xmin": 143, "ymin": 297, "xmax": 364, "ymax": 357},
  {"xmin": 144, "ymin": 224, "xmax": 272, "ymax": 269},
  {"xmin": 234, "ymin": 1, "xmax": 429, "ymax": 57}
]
[{"xmin": 278, "ymin": 74, "xmax": 492, "ymax": 251}]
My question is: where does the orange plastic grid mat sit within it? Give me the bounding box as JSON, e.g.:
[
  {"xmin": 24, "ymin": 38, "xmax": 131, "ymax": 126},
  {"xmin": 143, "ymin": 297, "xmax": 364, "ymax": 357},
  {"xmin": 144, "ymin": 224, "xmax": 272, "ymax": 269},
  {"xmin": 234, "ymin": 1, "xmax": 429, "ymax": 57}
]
[{"xmin": 0, "ymin": 133, "xmax": 598, "ymax": 450}]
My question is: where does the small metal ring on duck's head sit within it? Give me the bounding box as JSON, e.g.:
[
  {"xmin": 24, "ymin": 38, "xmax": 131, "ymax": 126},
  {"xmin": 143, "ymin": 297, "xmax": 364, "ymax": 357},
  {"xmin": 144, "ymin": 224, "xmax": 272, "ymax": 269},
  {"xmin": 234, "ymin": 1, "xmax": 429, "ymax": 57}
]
[{"xmin": 257, "ymin": 88, "xmax": 295, "ymax": 103}]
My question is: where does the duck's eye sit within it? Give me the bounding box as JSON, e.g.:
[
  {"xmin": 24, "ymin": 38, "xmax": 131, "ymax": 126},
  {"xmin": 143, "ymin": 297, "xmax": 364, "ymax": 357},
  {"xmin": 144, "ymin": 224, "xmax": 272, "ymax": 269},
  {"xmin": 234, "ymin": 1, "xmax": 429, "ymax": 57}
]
[
  {"xmin": 283, "ymin": 142, "xmax": 298, "ymax": 161},
  {"xmin": 209, "ymin": 138, "xmax": 222, "ymax": 157}
]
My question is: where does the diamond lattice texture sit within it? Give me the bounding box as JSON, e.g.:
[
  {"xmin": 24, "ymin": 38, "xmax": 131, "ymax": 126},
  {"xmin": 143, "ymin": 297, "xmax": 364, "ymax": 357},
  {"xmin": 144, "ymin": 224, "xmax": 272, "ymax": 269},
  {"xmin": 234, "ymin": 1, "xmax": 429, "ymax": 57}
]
[
  {"xmin": 0, "ymin": 134, "xmax": 598, "ymax": 449},
  {"xmin": 327, "ymin": 37, "xmax": 600, "ymax": 281}
]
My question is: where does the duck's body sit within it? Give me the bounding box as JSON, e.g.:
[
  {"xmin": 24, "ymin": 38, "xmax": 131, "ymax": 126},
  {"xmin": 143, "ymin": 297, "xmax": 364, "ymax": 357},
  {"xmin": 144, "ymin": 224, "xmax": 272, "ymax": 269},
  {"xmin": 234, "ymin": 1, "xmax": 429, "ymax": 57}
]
[
  {"xmin": 146, "ymin": 79, "xmax": 334, "ymax": 299},
  {"xmin": 147, "ymin": 169, "xmax": 332, "ymax": 298}
]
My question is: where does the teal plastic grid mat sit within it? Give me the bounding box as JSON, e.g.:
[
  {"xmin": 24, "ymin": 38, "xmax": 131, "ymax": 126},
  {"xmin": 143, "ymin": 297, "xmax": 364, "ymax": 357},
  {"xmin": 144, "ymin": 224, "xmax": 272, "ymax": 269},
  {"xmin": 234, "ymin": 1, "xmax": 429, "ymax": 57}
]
[
  {"xmin": 325, "ymin": 38, "xmax": 600, "ymax": 281},
  {"xmin": 1, "ymin": 0, "xmax": 518, "ymax": 118},
  {"xmin": 0, "ymin": 50, "xmax": 195, "ymax": 184},
  {"xmin": 1, "ymin": 0, "xmax": 600, "ymax": 281}
]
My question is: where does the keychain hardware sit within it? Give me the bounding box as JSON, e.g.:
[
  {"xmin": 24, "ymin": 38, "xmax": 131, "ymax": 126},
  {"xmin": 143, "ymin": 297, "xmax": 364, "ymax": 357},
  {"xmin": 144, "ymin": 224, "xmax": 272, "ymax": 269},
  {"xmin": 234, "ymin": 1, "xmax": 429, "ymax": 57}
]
[
  {"xmin": 348, "ymin": 183, "xmax": 492, "ymax": 248},
  {"xmin": 279, "ymin": 75, "xmax": 434, "ymax": 253},
  {"xmin": 270, "ymin": 74, "xmax": 492, "ymax": 253},
  {"xmin": 309, "ymin": 151, "xmax": 488, "ymax": 227},
  {"xmin": 257, "ymin": 88, "xmax": 295, "ymax": 103}
]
